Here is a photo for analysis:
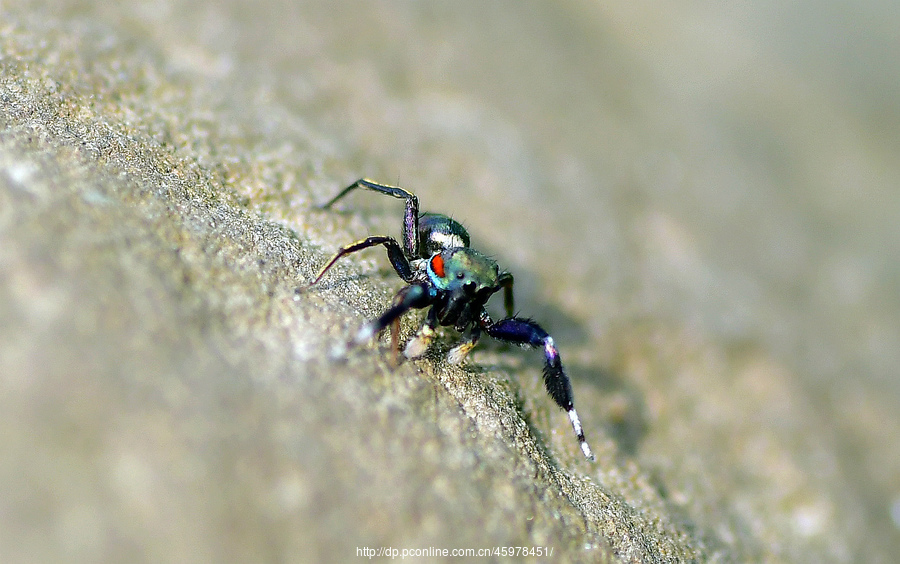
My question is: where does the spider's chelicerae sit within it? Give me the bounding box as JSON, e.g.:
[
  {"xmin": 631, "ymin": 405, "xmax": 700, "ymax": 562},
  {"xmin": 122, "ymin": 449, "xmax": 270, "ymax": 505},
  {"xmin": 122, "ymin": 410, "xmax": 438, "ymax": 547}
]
[{"xmin": 311, "ymin": 179, "xmax": 594, "ymax": 461}]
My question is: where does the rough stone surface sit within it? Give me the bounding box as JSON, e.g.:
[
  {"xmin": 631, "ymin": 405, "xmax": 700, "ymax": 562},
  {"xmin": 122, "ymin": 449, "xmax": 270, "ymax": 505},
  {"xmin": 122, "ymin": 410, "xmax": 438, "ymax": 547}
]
[{"xmin": 2, "ymin": 1, "xmax": 899, "ymax": 562}]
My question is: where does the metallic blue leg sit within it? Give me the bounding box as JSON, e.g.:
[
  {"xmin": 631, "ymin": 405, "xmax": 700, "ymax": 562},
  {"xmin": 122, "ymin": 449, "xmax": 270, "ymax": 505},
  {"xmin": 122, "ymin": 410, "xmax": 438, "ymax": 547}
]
[{"xmin": 484, "ymin": 317, "xmax": 595, "ymax": 461}]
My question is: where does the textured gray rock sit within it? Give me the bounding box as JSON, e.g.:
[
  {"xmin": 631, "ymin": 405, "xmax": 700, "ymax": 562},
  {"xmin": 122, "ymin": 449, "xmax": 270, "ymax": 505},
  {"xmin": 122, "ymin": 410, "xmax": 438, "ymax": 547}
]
[{"xmin": 2, "ymin": 2, "xmax": 899, "ymax": 562}]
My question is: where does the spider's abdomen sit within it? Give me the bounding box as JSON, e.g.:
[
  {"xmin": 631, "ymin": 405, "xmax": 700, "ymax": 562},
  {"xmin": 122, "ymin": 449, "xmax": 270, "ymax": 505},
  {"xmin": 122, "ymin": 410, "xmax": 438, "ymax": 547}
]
[{"xmin": 417, "ymin": 213, "xmax": 470, "ymax": 257}]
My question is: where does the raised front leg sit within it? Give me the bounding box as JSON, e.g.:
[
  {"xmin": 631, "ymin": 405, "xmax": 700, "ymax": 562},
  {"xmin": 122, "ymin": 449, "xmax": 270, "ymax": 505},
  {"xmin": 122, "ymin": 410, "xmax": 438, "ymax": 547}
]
[
  {"xmin": 498, "ymin": 271, "xmax": 515, "ymax": 317},
  {"xmin": 484, "ymin": 316, "xmax": 595, "ymax": 461},
  {"xmin": 311, "ymin": 236, "xmax": 414, "ymax": 285},
  {"xmin": 320, "ymin": 179, "xmax": 420, "ymax": 258}
]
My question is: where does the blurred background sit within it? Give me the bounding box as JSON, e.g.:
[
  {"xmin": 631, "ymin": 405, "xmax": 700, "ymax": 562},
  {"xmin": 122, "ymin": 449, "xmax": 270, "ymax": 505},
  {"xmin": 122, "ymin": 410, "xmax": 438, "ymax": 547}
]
[{"xmin": 3, "ymin": 0, "xmax": 899, "ymax": 561}]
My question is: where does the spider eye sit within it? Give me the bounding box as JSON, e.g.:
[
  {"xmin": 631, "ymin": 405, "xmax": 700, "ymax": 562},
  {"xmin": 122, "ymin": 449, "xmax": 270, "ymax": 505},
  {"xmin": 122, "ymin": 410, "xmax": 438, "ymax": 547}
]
[{"xmin": 463, "ymin": 281, "xmax": 476, "ymax": 294}]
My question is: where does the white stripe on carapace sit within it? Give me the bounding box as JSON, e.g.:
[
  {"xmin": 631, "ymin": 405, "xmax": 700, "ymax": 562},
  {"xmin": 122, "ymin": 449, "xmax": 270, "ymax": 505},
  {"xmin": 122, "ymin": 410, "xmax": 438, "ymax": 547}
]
[{"xmin": 430, "ymin": 231, "xmax": 466, "ymax": 250}]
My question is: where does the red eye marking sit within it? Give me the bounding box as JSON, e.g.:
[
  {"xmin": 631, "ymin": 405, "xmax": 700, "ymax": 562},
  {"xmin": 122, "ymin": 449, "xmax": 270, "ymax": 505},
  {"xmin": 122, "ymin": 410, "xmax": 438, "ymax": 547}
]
[{"xmin": 430, "ymin": 254, "xmax": 445, "ymax": 278}]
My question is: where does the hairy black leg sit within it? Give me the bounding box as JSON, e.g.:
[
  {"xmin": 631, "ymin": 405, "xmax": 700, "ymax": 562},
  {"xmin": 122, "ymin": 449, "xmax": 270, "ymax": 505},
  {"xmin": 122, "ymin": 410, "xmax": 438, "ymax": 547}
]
[
  {"xmin": 404, "ymin": 307, "xmax": 439, "ymax": 359},
  {"xmin": 354, "ymin": 283, "xmax": 432, "ymax": 346},
  {"xmin": 320, "ymin": 178, "xmax": 420, "ymax": 258},
  {"xmin": 498, "ymin": 272, "xmax": 515, "ymax": 317},
  {"xmin": 312, "ymin": 236, "xmax": 414, "ymax": 285},
  {"xmin": 484, "ymin": 317, "xmax": 595, "ymax": 461}
]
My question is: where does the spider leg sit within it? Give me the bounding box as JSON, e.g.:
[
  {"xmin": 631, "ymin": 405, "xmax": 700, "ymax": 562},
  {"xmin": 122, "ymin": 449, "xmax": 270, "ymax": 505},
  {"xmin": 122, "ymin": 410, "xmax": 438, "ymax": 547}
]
[
  {"xmin": 483, "ymin": 316, "xmax": 595, "ymax": 461},
  {"xmin": 320, "ymin": 178, "xmax": 420, "ymax": 257},
  {"xmin": 354, "ymin": 283, "xmax": 432, "ymax": 347},
  {"xmin": 446, "ymin": 334, "xmax": 479, "ymax": 365},
  {"xmin": 498, "ymin": 272, "xmax": 515, "ymax": 317},
  {"xmin": 403, "ymin": 307, "xmax": 439, "ymax": 359},
  {"xmin": 312, "ymin": 236, "xmax": 414, "ymax": 285},
  {"xmin": 447, "ymin": 318, "xmax": 484, "ymax": 365}
]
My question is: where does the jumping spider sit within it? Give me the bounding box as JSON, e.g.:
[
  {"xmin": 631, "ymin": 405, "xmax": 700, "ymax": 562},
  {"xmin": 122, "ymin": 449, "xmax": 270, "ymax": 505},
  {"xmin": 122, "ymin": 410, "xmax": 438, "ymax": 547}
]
[{"xmin": 311, "ymin": 179, "xmax": 594, "ymax": 461}]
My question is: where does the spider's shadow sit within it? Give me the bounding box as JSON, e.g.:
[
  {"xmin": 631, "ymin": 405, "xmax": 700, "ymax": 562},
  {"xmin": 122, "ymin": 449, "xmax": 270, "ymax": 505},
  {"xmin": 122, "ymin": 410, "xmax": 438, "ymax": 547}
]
[
  {"xmin": 452, "ymin": 244, "xmax": 651, "ymax": 459},
  {"xmin": 471, "ymin": 337, "xmax": 648, "ymax": 460}
]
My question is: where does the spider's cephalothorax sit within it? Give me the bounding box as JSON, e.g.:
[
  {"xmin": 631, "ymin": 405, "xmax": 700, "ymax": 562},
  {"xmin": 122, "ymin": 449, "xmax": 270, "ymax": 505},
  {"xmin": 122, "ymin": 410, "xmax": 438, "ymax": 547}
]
[{"xmin": 311, "ymin": 178, "xmax": 594, "ymax": 461}]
